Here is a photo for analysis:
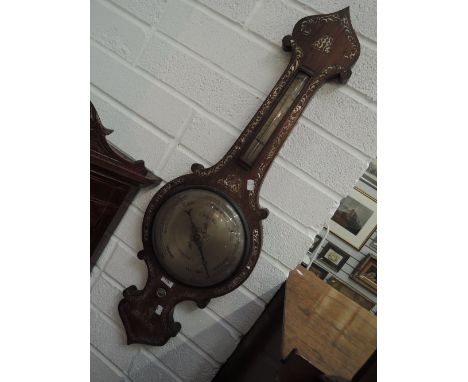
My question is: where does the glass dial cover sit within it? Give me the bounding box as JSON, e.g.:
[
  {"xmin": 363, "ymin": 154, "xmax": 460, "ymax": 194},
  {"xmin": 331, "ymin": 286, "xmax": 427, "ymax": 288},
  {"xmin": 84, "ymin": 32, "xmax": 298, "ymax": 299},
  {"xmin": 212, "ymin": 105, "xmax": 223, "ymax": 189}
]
[{"xmin": 152, "ymin": 189, "xmax": 247, "ymax": 287}]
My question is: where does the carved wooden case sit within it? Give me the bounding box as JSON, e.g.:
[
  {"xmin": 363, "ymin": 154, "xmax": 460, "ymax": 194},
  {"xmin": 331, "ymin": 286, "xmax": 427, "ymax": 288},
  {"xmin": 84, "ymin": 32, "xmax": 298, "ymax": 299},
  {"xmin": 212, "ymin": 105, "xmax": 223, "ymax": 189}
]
[
  {"xmin": 119, "ymin": 8, "xmax": 360, "ymax": 346},
  {"xmin": 90, "ymin": 103, "xmax": 160, "ymax": 268}
]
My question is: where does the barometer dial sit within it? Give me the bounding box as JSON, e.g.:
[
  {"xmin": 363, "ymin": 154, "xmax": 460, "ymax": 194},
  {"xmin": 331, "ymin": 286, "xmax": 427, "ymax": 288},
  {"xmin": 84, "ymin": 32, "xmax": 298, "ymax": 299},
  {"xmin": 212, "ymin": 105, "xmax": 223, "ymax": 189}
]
[{"xmin": 152, "ymin": 189, "xmax": 247, "ymax": 287}]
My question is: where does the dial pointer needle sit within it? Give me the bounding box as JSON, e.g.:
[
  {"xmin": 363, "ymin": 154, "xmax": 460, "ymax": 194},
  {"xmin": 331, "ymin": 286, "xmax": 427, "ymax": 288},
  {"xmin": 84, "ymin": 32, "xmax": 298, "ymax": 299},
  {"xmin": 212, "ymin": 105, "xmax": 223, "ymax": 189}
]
[{"xmin": 185, "ymin": 209, "xmax": 210, "ymax": 278}]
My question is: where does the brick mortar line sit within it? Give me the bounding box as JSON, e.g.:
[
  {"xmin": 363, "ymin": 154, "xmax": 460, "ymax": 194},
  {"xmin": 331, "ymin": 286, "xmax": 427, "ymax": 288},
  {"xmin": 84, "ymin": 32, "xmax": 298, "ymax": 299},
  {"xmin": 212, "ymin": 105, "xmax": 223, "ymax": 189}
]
[
  {"xmin": 90, "ymin": 305, "xmax": 143, "ymax": 376},
  {"xmin": 97, "ymin": 231, "xmax": 264, "ymax": 314},
  {"xmin": 95, "ymin": 236, "xmax": 119, "ymax": 271},
  {"xmin": 130, "ymin": 183, "xmax": 166, "ymax": 213},
  {"xmin": 274, "ymin": 156, "xmax": 343, "ymax": 200},
  {"xmin": 131, "ymin": 22, "xmax": 155, "ymax": 67},
  {"xmin": 156, "ymin": 109, "xmax": 195, "ymax": 175},
  {"xmin": 121, "ymin": 197, "xmax": 311, "ymax": 299},
  {"xmin": 89, "ymin": 119, "xmax": 331, "ymax": 251},
  {"xmin": 174, "ymin": 141, "xmax": 343, "ymax": 229},
  {"xmin": 91, "ymin": 43, "xmax": 365, "ymax": 231},
  {"xmin": 100, "ymin": 271, "xmax": 126, "ymax": 292},
  {"xmin": 155, "ymin": 2, "xmax": 377, "ymax": 110},
  {"xmin": 92, "ymin": 302, "xmax": 124, "ymax": 330},
  {"xmin": 299, "ymin": 116, "xmax": 373, "ymax": 161},
  {"xmin": 201, "ymin": 305, "xmax": 243, "ymax": 339},
  {"xmin": 237, "ymin": 285, "xmax": 267, "ymax": 308},
  {"xmin": 186, "ymin": 0, "xmax": 280, "ymax": 53},
  {"xmin": 127, "ymin": 204, "xmax": 145, "ymax": 220},
  {"xmin": 145, "ymin": 341, "xmax": 219, "ymax": 381},
  {"xmin": 98, "ymin": 222, "xmax": 310, "ymax": 336},
  {"xmin": 177, "ymin": 143, "xmax": 214, "ymax": 165},
  {"xmin": 95, "ymin": 0, "xmax": 154, "ymax": 82},
  {"xmin": 263, "ymin": 186, "xmax": 335, "ymax": 233},
  {"xmin": 232, "ymin": 21, "xmax": 376, "ymax": 103},
  {"xmin": 278, "ymin": 148, "xmax": 368, "ymax": 187},
  {"xmin": 100, "ymin": 0, "xmax": 151, "ymax": 30},
  {"xmin": 241, "ymin": 253, "xmax": 290, "ymax": 303},
  {"xmin": 190, "ymin": 112, "xmax": 241, "ymax": 140},
  {"xmin": 105, "ymin": 0, "xmax": 290, "ymax": 60},
  {"xmin": 91, "ymin": 39, "xmax": 244, "ymax": 136},
  {"xmin": 127, "ymin": 178, "xmax": 316, "ymax": 249},
  {"xmin": 356, "ymin": 34, "xmax": 377, "ymax": 51},
  {"xmin": 99, "ymin": 270, "xmax": 245, "ymax": 343},
  {"xmin": 112, "ymin": 205, "xmax": 144, "ymax": 251},
  {"xmin": 96, "ymin": 0, "xmax": 376, "ymax": 110},
  {"xmin": 91, "ymin": 266, "xmax": 103, "ymax": 290},
  {"xmin": 169, "ymin": 143, "xmax": 211, "ymax": 174},
  {"xmin": 99, "ymin": 241, "xmax": 244, "ymax": 356},
  {"xmin": 107, "ymin": 237, "xmax": 141, "ymax": 264},
  {"xmin": 91, "ymin": 344, "xmax": 132, "ymax": 380},
  {"xmin": 103, "ymin": 240, "xmax": 263, "ymax": 340},
  {"xmin": 242, "ymin": 284, "xmax": 270, "ymax": 304},
  {"xmin": 186, "ymin": 0, "xmax": 377, "ymax": 100},
  {"xmin": 95, "ymin": 273, "xmax": 223, "ymax": 368},
  {"xmin": 177, "ymin": 137, "xmax": 345, "ymax": 202},
  {"xmin": 148, "ymin": 27, "xmax": 266, "ymax": 100},
  {"xmin": 286, "ymin": 0, "xmax": 377, "ymax": 50},
  {"xmin": 139, "ymin": 348, "xmax": 185, "ymax": 382},
  {"xmin": 177, "ymin": 332, "xmax": 221, "ymax": 367},
  {"xmin": 339, "ymin": 85, "xmax": 377, "ymax": 112},
  {"xmin": 277, "ymin": 152, "xmax": 367, "ymax": 198},
  {"xmin": 261, "ymin": 251, "xmax": 293, "ymax": 275},
  {"xmin": 262, "ymin": 246, "xmax": 304, "ymax": 271},
  {"xmin": 243, "ymin": 0, "xmax": 265, "ymax": 30},
  {"xmin": 259, "ymin": 197, "xmax": 318, "ymax": 237},
  {"xmin": 90, "ymin": 84, "xmax": 175, "ymax": 142},
  {"xmin": 92, "ymin": 39, "xmax": 370, "ymax": 165}
]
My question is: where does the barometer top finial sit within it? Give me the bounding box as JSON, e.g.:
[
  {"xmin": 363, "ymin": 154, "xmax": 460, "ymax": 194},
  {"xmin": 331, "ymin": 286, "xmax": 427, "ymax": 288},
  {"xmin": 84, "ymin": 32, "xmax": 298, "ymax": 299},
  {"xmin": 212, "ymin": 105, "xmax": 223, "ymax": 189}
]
[{"xmin": 288, "ymin": 7, "xmax": 360, "ymax": 80}]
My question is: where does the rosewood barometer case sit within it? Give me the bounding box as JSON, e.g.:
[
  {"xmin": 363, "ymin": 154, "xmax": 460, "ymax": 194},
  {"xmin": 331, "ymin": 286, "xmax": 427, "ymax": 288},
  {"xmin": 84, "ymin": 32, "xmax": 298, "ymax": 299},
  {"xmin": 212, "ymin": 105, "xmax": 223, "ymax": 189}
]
[{"xmin": 119, "ymin": 8, "xmax": 360, "ymax": 346}]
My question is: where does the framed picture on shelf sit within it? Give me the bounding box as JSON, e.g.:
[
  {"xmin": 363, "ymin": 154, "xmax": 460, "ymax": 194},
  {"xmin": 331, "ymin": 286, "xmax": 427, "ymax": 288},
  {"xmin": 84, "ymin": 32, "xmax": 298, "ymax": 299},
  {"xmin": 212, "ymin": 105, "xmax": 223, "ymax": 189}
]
[
  {"xmin": 368, "ymin": 232, "xmax": 377, "ymax": 252},
  {"xmin": 327, "ymin": 276, "xmax": 375, "ymax": 310},
  {"xmin": 317, "ymin": 242, "xmax": 350, "ymax": 272},
  {"xmin": 330, "ymin": 187, "xmax": 377, "ymax": 250},
  {"xmin": 351, "ymin": 254, "xmax": 377, "ymax": 294},
  {"xmin": 308, "ymin": 234, "xmax": 323, "ymax": 255},
  {"xmin": 308, "ymin": 262, "xmax": 329, "ymax": 280},
  {"xmin": 361, "ymin": 158, "xmax": 377, "ymax": 189}
]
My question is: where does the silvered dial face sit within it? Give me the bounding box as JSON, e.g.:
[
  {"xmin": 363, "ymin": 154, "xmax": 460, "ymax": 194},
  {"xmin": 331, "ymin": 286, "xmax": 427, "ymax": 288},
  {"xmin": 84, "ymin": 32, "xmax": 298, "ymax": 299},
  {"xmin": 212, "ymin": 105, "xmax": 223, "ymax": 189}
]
[{"xmin": 152, "ymin": 189, "xmax": 246, "ymax": 287}]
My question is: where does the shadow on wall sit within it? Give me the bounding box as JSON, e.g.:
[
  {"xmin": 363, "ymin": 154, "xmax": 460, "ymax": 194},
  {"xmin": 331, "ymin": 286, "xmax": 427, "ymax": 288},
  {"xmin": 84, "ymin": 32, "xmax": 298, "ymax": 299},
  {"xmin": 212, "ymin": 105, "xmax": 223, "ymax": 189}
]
[
  {"xmin": 91, "ymin": 246, "xmax": 277, "ymax": 382},
  {"xmin": 121, "ymin": 301, "xmax": 280, "ymax": 382}
]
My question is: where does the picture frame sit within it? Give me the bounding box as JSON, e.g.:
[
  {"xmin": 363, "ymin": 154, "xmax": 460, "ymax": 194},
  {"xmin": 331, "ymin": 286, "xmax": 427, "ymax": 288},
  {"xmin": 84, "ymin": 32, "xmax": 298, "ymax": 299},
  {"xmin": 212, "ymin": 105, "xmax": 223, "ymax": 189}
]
[
  {"xmin": 330, "ymin": 187, "xmax": 377, "ymax": 250},
  {"xmin": 368, "ymin": 232, "xmax": 377, "ymax": 252},
  {"xmin": 308, "ymin": 234, "xmax": 323, "ymax": 255},
  {"xmin": 317, "ymin": 242, "xmax": 350, "ymax": 272},
  {"xmin": 361, "ymin": 158, "xmax": 377, "ymax": 189},
  {"xmin": 351, "ymin": 254, "xmax": 377, "ymax": 294},
  {"xmin": 327, "ymin": 276, "xmax": 375, "ymax": 310},
  {"xmin": 308, "ymin": 262, "xmax": 329, "ymax": 280}
]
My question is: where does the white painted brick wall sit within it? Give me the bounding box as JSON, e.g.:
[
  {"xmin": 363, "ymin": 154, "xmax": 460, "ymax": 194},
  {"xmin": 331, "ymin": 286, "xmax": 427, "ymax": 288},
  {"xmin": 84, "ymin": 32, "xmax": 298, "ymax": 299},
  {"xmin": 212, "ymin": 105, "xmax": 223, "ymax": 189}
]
[{"xmin": 90, "ymin": 0, "xmax": 377, "ymax": 380}]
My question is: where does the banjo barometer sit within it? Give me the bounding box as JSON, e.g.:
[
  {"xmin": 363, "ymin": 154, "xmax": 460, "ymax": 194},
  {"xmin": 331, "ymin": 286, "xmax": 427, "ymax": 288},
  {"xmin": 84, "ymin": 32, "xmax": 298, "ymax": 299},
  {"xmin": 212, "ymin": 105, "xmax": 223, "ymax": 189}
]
[{"xmin": 119, "ymin": 8, "xmax": 360, "ymax": 346}]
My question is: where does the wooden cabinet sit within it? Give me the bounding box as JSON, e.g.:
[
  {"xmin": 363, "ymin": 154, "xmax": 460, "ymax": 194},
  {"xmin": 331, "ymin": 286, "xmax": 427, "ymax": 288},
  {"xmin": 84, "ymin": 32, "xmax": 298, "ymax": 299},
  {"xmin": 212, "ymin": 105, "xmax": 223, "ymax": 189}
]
[
  {"xmin": 90, "ymin": 102, "xmax": 161, "ymax": 268},
  {"xmin": 282, "ymin": 267, "xmax": 377, "ymax": 380}
]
